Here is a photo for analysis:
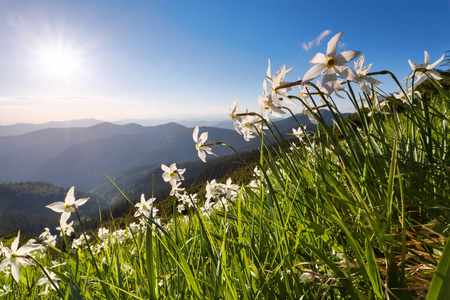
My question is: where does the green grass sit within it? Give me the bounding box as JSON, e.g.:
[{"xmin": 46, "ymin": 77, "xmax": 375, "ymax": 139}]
[{"xmin": 1, "ymin": 58, "xmax": 449, "ymax": 299}]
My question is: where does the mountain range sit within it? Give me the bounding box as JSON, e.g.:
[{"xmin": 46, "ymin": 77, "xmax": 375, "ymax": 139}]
[{"xmin": 0, "ymin": 110, "xmax": 339, "ymax": 196}]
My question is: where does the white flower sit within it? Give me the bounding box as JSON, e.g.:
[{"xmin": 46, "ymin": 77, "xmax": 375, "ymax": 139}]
[
  {"xmin": 292, "ymin": 126, "xmax": 307, "ymax": 141},
  {"xmin": 220, "ymin": 178, "xmax": 239, "ymax": 199},
  {"xmin": 205, "ymin": 179, "xmax": 223, "ymax": 200},
  {"xmin": 161, "ymin": 163, "xmax": 186, "ymax": 187},
  {"xmin": 302, "ymin": 32, "xmax": 361, "ymax": 95},
  {"xmin": 229, "ymin": 98, "xmax": 242, "ymax": 133},
  {"xmin": 0, "ymin": 231, "xmax": 42, "ymax": 283},
  {"xmin": 134, "ymin": 194, "xmax": 157, "ymax": 218},
  {"xmin": 266, "ymin": 59, "xmax": 297, "ymax": 106},
  {"xmin": 169, "ymin": 181, "xmax": 185, "ymax": 197},
  {"xmin": 404, "ymin": 51, "xmax": 445, "ymax": 87},
  {"xmin": 56, "ymin": 213, "xmax": 74, "ymax": 237},
  {"xmin": 354, "ymin": 54, "xmax": 381, "ymax": 95},
  {"xmin": 45, "ymin": 186, "xmax": 89, "ymax": 219},
  {"xmin": 193, "ymin": 126, "xmax": 216, "ymax": 163},
  {"xmin": 0, "ymin": 285, "xmax": 11, "ymax": 296},
  {"xmin": 259, "ymin": 80, "xmax": 286, "ymax": 120},
  {"xmin": 37, "ymin": 269, "xmax": 60, "ymax": 295},
  {"xmin": 238, "ymin": 115, "xmax": 263, "ymax": 142}
]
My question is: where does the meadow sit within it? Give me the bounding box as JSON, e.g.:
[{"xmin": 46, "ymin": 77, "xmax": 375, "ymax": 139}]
[{"xmin": 0, "ymin": 32, "xmax": 449, "ymax": 299}]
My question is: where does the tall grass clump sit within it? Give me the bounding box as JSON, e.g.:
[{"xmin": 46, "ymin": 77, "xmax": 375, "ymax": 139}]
[{"xmin": 0, "ymin": 32, "xmax": 449, "ymax": 299}]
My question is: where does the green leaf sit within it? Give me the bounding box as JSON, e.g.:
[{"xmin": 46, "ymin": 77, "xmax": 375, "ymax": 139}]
[{"xmin": 427, "ymin": 239, "xmax": 450, "ymax": 300}]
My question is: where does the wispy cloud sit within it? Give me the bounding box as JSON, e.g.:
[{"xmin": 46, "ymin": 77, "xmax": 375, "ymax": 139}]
[{"xmin": 301, "ymin": 30, "xmax": 332, "ymax": 51}]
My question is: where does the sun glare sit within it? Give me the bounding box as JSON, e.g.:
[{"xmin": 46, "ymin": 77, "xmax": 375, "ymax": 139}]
[{"xmin": 41, "ymin": 48, "xmax": 81, "ymax": 78}]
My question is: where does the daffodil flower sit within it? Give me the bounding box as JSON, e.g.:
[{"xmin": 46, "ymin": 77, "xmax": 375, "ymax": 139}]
[
  {"xmin": 0, "ymin": 231, "xmax": 42, "ymax": 283},
  {"xmin": 134, "ymin": 194, "xmax": 157, "ymax": 218},
  {"xmin": 292, "ymin": 126, "xmax": 307, "ymax": 141},
  {"xmin": 37, "ymin": 269, "xmax": 60, "ymax": 295},
  {"xmin": 266, "ymin": 59, "xmax": 297, "ymax": 106},
  {"xmin": 302, "ymin": 32, "xmax": 361, "ymax": 95},
  {"xmin": 229, "ymin": 98, "xmax": 242, "ymax": 133},
  {"xmin": 404, "ymin": 50, "xmax": 445, "ymax": 87},
  {"xmin": 161, "ymin": 163, "xmax": 186, "ymax": 187},
  {"xmin": 259, "ymin": 81, "xmax": 285, "ymax": 120},
  {"xmin": 56, "ymin": 213, "xmax": 74, "ymax": 236},
  {"xmin": 354, "ymin": 55, "xmax": 381, "ymax": 95},
  {"xmin": 193, "ymin": 126, "xmax": 216, "ymax": 163},
  {"xmin": 45, "ymin": 186, "xmax": 89, "ymax": 219}
]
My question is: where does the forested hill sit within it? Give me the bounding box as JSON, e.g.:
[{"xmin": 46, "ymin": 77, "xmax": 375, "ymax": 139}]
[{"xmin": 0, "ymin": 182, "xmax": 104, "ymax": 236}]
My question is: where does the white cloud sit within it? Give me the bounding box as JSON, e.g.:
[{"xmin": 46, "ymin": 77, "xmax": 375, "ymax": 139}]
[
  {"xmin": 338, "ymin": 41, "xmax": 345, "ymax": 48},
  {"xmin": 301, "ymin": 30, "xmax": 332, "ymax": 51}
]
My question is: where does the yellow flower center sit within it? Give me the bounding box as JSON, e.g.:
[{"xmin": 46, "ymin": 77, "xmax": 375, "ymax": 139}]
[
  {"xmin": 270, "ymin": 87, "xmax": 275, "ymax": 93},
  {"xmin": 169, "ymin": 171, "xmax": 175, "ymax": 178},
  {"xmin": 65, "ymin": 204, "xmax": 72, "ymax": 210},
  {"xmin": 299, "ymin": 92, "xmax": 303, "ymax": 98},
  {"xmin": 229, "ymin": 114, "xmax": 233, "ymax": 120},
  {"xmin": 325, "ymin": 56, "xmax": 337, "ymax": 68},
  {"xmin": 264, "ymin": 100, "xmax": 270, "ymax": 107}
]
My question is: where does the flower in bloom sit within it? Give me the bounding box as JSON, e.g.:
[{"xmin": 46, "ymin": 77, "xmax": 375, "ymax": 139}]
[
  {"xmin": 354, "ymin": 54, "xmax": 381, "ymax": 95},
  {"xmin": 229, "ymin": 98, "xmax": 243, "ymax": 133},
  {"xmin": 37, "ymin": 269, "xmax": 60, "ymax": 295},
  {"xmin": 161, "ymin": 163, "xmax": 186, "ymax": 187},
  {"xmin": 134, "ymin": 194, "xmax": 158, "ymax": 218},
  {"xmin": 56, "ymin": 213, "xmax": 75, "ymax": 237},
  {"xmin": 292, "ymin": 126, "xmax": 307, "ymax": 141},
  {"xmin": 220, "ymin": 178, "xmax": 239, "ymax": 199},
  {"xmin": 302, "ymin": 32, "xmax": 361, "ymax": 95},
  {"xmin": 0, "ymin": 231, "xmax": 42, "ymax": 283},
  {"xmin": 266, "ymin": 59, "xmax": 297, "ymax": 106},
  {"xmin": 0, "ymin": 285, "xmax": 11, "ymax": 297},
  {"xmin": 193, "ymin": 126, "xmax": 216, "ymax": 163},
  {"xmin": 259, "ymin": 79, "xmax": 286, "ymax": 120},
  {"xmin": 404, "ymin": 51, "xmax": 445, "ymax": 87},
  {"xmin": 237, "ymin": 115, "xmax": 263, "ymax": 141},
  {"xmin": 169, "ymin": 181, "xmax": 185, "ymax": 197},
  {"xmin": 45, "ymin": 186, "xmax": 89, "ymax": 219}
]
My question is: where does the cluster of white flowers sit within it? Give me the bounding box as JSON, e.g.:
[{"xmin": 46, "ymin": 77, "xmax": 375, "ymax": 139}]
[{"xmin": 192, "ymin": 32, "xmax": 444, "ymax": 164}]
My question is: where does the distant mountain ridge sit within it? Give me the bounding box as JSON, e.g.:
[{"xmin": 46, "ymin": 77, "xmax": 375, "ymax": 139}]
[
  {"xmin": 0, "ymin": 111, "xmax": 341, "ymax": 195},
  {"xmin": 0, "ymin": 118, "xmax": 104, "ymax": 137}
]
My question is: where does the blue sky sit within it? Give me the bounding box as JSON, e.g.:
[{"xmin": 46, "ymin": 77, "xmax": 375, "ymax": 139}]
[{"xmin": 0, "ymin": 0, "xmax": 448, "ymax": 125}]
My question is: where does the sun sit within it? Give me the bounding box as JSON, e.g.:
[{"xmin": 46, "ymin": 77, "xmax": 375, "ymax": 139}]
[{"xmin": 41, "ymin": 48, "xmax": 81, "ymax": 78}]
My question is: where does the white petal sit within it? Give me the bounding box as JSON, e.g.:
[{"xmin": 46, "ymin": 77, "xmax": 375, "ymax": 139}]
[
  {"xmin": 309, "ymin": 52, "xmax": 326, "ymax": 64},
  {"xmin": 335, "ymin": 65, "xmax": 359, "ymax": 81},
  {"xmin": 354, "ymin": 54, "xmax": 365, "ymax": 70},
  {"xmin": 326, "ymin": 32, "xmax": 343, "ymax": 57},
  {"xmin": 11, "ymin": 259, "xmax": 20, "ymax": 283},
  {"xmin": 45, "ymin": 202, "xmax": 67, "ymax": 213},
  {"xmin": 0, "ymin": 258, "xmax": 10, "ymax": 271},
  {"xmin": 302, "ymin": 64, "xmax": 326, "ymax": 83},
  {"xmin": 74, "ymin": 197, "xmax": 89, "ymax": 207},
  {"xmin": 193, "ymin": 126, "xmax": 199, "ymax": 142},
  {"xmin": 336, "ymin": 50, "xmax": 361, "ymax": 64},
  {"xmin": 266, "ymin": 59, "xmax": 271, "ymax": 78},
  {"xmin": 424, "ymin": 51, "xmax": 430, "ymax": 65},
  {"xmin": 16, "ymin": 244, "xmax": 42, "ymax": 255},
  {"xmin": 428, "ymin": 53, "xmax": 445, "ymax": 70},
  {"xmin": 429, "ymin": 70, "xmax": 443, "ymax": 80},
  {"xmin": 408, "ymin": 59, "xmax": 421, "ymax": 70},
  {"xmin": 65, "ymin": 187, "xmax": 76, "ymax": 205},
  {"xmin": 199, "ymin": 132, "xmax": 208, "ymax": 144},
  {"xmin": 161, "ymin": 164, "xmax": 170, "ymax": 172},
  {"xmin": 198, "ymin": 150, "xmax": 206, "ymax": 163},
  {"xmin": 11, "ymin": 231, "xmax": 20, "ymax": 252}
]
